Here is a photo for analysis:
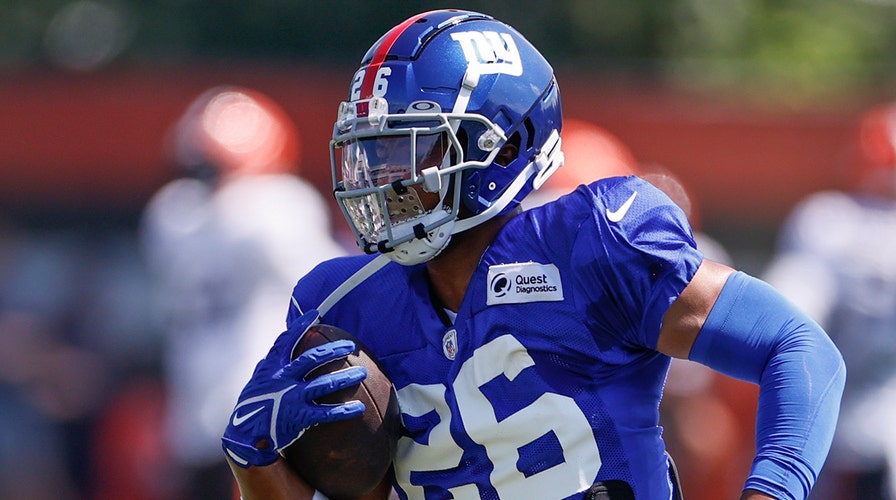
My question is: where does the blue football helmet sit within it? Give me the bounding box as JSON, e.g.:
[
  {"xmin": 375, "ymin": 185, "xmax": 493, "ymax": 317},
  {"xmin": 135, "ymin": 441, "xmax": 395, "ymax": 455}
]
[{"xmin": 331, "ymin": 9, "xmax": 563, "ymax": 265}]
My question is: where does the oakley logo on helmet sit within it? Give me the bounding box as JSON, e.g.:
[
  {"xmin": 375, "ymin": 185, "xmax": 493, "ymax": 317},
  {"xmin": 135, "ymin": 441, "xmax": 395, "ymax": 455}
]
[
  {"xmin": 409, "ymin": 101, "xmax": 439, "ymax": 113},
  {"xmin": 451, "ymin": 31, "xmax": 523, "ymax": 76}
]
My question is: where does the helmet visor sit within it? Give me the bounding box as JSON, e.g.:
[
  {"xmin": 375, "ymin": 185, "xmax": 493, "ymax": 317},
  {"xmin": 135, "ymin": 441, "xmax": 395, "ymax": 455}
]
[{"xmin": 338, "ymin": 132, "xmax": 452, "ymax": 190}]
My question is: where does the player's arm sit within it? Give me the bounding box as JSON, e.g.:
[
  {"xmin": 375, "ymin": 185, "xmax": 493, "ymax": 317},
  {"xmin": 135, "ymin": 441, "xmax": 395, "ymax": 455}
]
[
  {"xmin": 227, "ymin": 457, "xmax": 316, "ymax": 499},
  {"xmin": 227, "ymin": 458, "xmax": 392, "ymax": 500},
  {"xmin": 657, "ymin": 259, "xmax": 846, "ymax": 500}
]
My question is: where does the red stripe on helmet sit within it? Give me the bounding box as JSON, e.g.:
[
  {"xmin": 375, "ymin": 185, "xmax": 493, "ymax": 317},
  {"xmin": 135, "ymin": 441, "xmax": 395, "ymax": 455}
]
[{"xmin": 359, "ymin": 11, "xmax": 434, "ymax": 99}]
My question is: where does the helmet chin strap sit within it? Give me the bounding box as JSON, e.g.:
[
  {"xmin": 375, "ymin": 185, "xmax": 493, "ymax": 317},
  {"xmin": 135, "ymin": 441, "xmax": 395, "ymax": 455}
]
[
  {"xmin": 453, "ymin": 129, "xmax": 563, "ymax": 235},
  {"xmin": 312, "ymin": 253, "xmax": 391, "ymax": 316},
  {"xmin": 451, "ymin": 159, "xmax": 537, "ymax": 234}
]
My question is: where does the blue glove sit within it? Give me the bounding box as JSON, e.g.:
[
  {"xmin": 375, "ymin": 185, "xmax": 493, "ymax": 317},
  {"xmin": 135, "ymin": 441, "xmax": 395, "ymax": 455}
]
[{"xmin": 222, "ymin": 310, "xmax": 368, "ymax": 468}]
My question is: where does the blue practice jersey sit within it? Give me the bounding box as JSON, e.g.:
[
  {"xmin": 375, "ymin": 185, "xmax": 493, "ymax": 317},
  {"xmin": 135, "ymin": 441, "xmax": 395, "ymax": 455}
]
[{"xmin": 289, "ymin": 176, "xmax": 703, "ymax": 499}]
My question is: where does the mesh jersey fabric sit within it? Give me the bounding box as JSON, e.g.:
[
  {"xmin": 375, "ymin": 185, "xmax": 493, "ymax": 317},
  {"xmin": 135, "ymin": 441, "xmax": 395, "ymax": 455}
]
[{"xmin": 288, "ymin": 175, "xmax": 702, "ymax": 499}]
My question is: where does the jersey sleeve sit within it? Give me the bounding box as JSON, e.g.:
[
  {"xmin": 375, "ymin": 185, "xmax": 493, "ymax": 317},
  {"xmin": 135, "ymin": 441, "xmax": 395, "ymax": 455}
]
[{"xmin": 569, "ymin": 176, "xmax": 703, "ymax": 350}]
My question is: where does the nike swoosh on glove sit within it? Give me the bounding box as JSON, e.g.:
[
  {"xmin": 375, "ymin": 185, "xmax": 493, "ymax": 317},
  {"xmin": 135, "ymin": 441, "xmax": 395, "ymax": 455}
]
[{"xmin": 221, "ymin": 309, "xmax": 368, "ymax": 468}]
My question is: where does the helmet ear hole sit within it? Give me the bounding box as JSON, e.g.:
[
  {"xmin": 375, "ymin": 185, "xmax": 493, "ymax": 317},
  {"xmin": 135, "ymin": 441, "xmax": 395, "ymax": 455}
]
[
  {"xmin": 495, "ymin": 132, "xmax": 522, "ymax": 166},
  {"xmin": 495, "ymin": 142, "xmax": 519, "ymax": 167}
]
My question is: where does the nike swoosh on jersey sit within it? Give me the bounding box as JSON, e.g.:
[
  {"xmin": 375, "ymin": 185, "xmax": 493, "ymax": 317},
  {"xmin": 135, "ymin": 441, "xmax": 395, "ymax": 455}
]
[
  {"xmin": 232, "ymin": 405, "xmax": 265, "ymax": 427},
  {"xmin": 606, "ymin": 191, "xmax": 638, "ymax": 223}
]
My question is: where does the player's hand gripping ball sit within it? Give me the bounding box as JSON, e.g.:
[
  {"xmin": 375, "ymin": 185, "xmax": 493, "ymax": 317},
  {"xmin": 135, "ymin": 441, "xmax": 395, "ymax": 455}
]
[
  {"xmin": 222, "ymin": 310, "xmax": 368, "ymax": 469},
  {"xmin": 282, "ymin": 323, "xmax": 402, "ymax": 499}
]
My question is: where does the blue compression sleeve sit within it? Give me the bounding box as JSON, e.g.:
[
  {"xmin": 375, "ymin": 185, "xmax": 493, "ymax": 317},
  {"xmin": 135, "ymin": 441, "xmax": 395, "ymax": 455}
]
[{"xmin": 688, "ymin": 272, "xmax": 846, "ymax": 500}]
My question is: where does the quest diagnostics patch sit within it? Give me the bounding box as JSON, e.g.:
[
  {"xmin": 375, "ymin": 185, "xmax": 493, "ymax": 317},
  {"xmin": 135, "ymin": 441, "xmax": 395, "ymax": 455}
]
[{"xmin": 486, "ymin": 262, "xmax": 564, "ymax": 305}]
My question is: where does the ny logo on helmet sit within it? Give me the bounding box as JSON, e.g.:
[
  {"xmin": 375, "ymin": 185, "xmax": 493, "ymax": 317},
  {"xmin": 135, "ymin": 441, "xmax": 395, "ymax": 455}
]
[{"xmin": 450, "ymin": 31, "xmax": 523, "ymax": 76}]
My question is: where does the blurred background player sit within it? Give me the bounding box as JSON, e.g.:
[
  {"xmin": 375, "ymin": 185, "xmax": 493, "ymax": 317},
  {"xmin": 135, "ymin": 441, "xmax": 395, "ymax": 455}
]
[
  {"xmin": 764, "ymin": 101, "xmax": 896, "ymax": 500},
  {"xmin": 140, "ymin": 85, "xmax": 348, "ymax": 499}
]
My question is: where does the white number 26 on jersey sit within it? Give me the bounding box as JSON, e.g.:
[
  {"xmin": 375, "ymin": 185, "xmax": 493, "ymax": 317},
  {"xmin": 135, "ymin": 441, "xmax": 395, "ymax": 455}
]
[{"xmin": 393, "ymin": 335, "xmax": 602, "ymax": 499}]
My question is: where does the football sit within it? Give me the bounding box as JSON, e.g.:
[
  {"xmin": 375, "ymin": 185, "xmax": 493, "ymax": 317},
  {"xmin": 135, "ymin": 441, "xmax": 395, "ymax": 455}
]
[{"xmin": 281, "ymin": 324, "xmax": 402, "ymax": 499}]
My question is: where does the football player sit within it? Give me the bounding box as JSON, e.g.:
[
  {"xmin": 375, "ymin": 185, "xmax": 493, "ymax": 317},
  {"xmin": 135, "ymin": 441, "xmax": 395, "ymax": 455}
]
[
  {"xmin": 141, "ymin": 85, "xmax": 348, "ymax": 498},
  {"xmin": 222, "ymin": 10, "xmax": 845, "ymax": 500}
]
